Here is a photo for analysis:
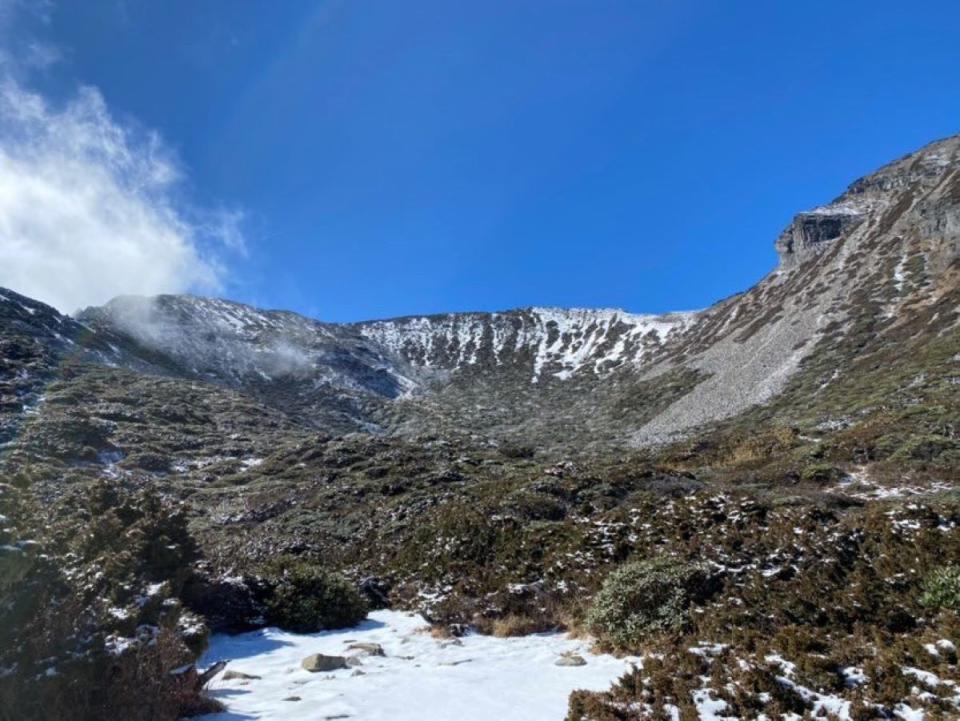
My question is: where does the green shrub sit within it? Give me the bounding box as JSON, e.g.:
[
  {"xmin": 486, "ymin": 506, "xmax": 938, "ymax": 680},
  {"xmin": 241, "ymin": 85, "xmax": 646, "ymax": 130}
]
[
  {"xmin": 499, "ymin": 443, "xmax": 535, "ymax": 460},
  {"xmin": 921, "ymin": 565, "xmax": 960, "ymax": 612},
  {"xmin": 585, "ymin": 557, "xmax": 715, "ymax": 650},
  {"xmin": 261, "ymin": 557, "xmax": 368, "ymax": 632},
  {"xmin": 501, "ymin": 490, "xmax": 567, "ymax": 521},
  {"xmin": 0, "ymin": 481, "xmax": 216, "ymax": 721},
  {"xmin": 800, "ymin": 463, "xmax": 843, "ymax": 483}
]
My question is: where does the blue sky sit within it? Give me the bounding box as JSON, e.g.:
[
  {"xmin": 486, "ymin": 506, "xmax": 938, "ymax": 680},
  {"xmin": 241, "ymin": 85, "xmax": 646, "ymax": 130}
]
[{"xmin": 4, "ymin": 1, "xmax": 960, "ymax": 320}]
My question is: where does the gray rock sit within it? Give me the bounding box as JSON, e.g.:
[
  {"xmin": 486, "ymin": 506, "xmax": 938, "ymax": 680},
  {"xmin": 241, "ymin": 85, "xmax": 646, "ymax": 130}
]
[
  {"xmin": 438, "ymin": 658, "xmax": 473, "ymax": 666},
  {"xmin": 301, "ymin": 653, "xmax": 349, "ymax": 672},
  {"xmin": 346, "ymin": 642, "xmax": 385, "ymax": 657},
  {"xmin": 222, "ymin": 670, "xmax": 261, "ymax": 681},
  {"xmin": 555, "ymin": 654, "xmax": 587, "ymax": 667}
]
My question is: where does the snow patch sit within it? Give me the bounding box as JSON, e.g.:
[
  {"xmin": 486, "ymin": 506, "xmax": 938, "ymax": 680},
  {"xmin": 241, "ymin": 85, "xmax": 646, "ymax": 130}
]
[{"xmin": 196, "ymin": 609, "xmax": 638, "ymax": 721}]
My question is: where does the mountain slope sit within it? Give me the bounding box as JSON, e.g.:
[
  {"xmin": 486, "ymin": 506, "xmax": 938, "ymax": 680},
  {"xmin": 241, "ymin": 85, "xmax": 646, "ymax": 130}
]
[
  {"xmin": 69, "ymin": 296, "xmax": 705, "ymax": 448},
  {"xmin": 355, "ymin": 307, "xmax": 697, "ymax": 382},
  {"xmin": 76, "ymin": 296, "xmax": 400, "ymax": 434},
  {"xmin": 632, "ymin": 133, "xmax": 960, "ymax": 443}
]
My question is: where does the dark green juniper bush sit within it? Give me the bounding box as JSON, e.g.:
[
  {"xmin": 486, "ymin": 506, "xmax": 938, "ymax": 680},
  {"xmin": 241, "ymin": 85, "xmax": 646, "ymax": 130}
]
[
  {"xmin": 0, "ymin": 481, "xmax": 219, "ymax": 721},
  {"xmin": 258, "ymin": 555, "xmax": 368, "ymax": 632}
]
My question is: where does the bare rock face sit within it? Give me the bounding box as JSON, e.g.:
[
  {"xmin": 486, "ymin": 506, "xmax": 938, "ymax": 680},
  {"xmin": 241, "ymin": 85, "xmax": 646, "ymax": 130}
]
[
  {"xmin": 775, "ymin": 207, "xmax": 867, "ymax": 266},
  {"xmin": 356, "ymin": 307, "xmax": 698, "ymax": 383}
]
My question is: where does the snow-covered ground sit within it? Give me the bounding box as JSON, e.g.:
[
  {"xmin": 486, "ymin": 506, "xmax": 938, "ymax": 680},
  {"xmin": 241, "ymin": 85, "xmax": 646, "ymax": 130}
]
[{"xmin": 194, "ymin": 610, "xmax": 637, "ymax": 721}]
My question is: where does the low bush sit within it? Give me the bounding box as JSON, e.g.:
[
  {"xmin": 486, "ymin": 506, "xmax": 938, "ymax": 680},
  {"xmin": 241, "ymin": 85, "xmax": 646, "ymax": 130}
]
[
  {"xmin": 800, "ymin": 463, "xmax": 843, "ymax": 483},
  {"xmin": 0, "ymin": 480, "xmax": 218, "ymax": 721},
  {"xmin": 260, "ymin": 557, "xmax": 368, "ymax": 632},
  {"xmin": 489, "ymin": 614, "xmax": 552, "ymax": 637},
  {"xmin": 585, "ymin": 557, "xmax": 715, "ymax": 651},
  {"xmin": 921, "ymin": 565, "xmax": 960, "ymax": 612},
  {"xmin": 499, "ymin": 443, "xmax": 536, "ymax": 460}
]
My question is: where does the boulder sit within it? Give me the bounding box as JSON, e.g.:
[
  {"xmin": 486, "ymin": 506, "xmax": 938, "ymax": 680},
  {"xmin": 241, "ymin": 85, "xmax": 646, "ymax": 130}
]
[
  {"xmin": 301, "ymin": 653, "xmax": 348, "ymax": 672},
  {"xmin": 198, "ymin": 660, "xmax": 229, "ymax": 685},
  {"xmin": 167, "ymin": 660, "xmax": 227, "ymax": 700},
  {"xmin": 555, "ymin": 654, "xmax": 587, "ymax": 667},
  {"xmin": 222, "ymin": 670, "xmax": 261, "ymax": 681}
]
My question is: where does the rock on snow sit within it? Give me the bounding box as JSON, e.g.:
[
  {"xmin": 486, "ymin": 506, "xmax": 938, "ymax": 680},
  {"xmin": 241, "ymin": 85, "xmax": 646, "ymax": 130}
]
[{"xmin": 195, "ymin": 610, "xmax": 637, "ymax": 721}]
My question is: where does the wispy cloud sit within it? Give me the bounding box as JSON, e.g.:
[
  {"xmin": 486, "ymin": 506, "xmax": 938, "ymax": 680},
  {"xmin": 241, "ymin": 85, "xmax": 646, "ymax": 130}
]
[
  {"xmin": 0, "ymin": 0, "xmax": 58, "ymax": 75},
  {"xmin": 0, "ymin": 2, "xmax": 245, "ymax": 314}
]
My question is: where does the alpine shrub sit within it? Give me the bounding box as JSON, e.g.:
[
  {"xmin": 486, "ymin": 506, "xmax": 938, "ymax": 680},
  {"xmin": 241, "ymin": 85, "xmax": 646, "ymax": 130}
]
[
  {"xmin": 261, "ymin": 557, "xmax": 368, "ymax": 632},
  {"xmin": 921, "ymin": 565, "xmax": 960, "ymax": 612},
  {"xmin": 585, "ymin": 557, "xmax": 714, "ymax": 651}
]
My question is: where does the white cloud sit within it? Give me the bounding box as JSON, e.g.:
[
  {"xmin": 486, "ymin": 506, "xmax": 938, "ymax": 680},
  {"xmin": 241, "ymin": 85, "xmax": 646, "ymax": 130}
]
[{"xmin": 0, "ymin": 77, "xmax": 243, "ymax": 313}]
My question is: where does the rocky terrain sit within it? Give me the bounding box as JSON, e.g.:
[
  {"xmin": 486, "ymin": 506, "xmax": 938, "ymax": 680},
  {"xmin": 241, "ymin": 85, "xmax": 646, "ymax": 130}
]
[{"xmin": 1, "ymin": 133, "xmax": 959, "ymax": 720}]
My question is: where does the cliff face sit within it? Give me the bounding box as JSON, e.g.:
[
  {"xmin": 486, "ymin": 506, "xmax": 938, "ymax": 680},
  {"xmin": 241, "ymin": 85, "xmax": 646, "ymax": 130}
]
[
  {"xmin": 775, "ymin": 207, "xmax": 867, "ymax": 265},
  {"xmin": 776, "ymin": 135, "xmax": 960, "ymax": 266}
]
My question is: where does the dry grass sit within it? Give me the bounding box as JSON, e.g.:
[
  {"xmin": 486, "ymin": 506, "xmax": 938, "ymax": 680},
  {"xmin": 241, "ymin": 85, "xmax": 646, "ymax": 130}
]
[{"xmin": 489, "ymin": 614, "xmax": 551, "ymax": 637}]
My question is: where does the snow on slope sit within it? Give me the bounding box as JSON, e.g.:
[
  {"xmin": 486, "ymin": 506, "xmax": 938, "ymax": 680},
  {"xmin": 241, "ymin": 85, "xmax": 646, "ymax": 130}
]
[
  {"xmin": 79, "ymin": 294, "xmax": 417, "ymax": 398},
  {"xmin": 195, "ymin": 610, "xmax": 638, "ymax": 721},
  {"xmin": 358, "ymin": 307, "xmax": 698, "ymax": 382},
  {"xmin": 83, "ymin": 297, "xmax": 698, "ymax": 394}
]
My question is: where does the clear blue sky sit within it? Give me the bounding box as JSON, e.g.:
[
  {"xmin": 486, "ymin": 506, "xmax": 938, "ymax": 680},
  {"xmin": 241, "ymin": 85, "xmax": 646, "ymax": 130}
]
[{"xmin": 30, "ymin": 1, "xmax": 960, "ymax": 321}]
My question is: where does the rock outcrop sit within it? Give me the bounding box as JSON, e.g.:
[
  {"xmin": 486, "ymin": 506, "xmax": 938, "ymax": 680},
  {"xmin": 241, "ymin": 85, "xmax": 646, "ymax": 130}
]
[{"xmin": 775, "ymin": 205, "xmax": 867, "ymax": 266}]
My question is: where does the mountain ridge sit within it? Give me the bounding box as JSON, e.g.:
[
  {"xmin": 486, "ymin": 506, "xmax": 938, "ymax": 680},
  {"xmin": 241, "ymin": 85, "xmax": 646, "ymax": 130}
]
[
  {"xmin": 3, "ymin": 133, "xmax": 960, "ymax": 721},
  {"xmin": 3, "ymin": 131, "xmax": 960, "ymax": 452}
]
